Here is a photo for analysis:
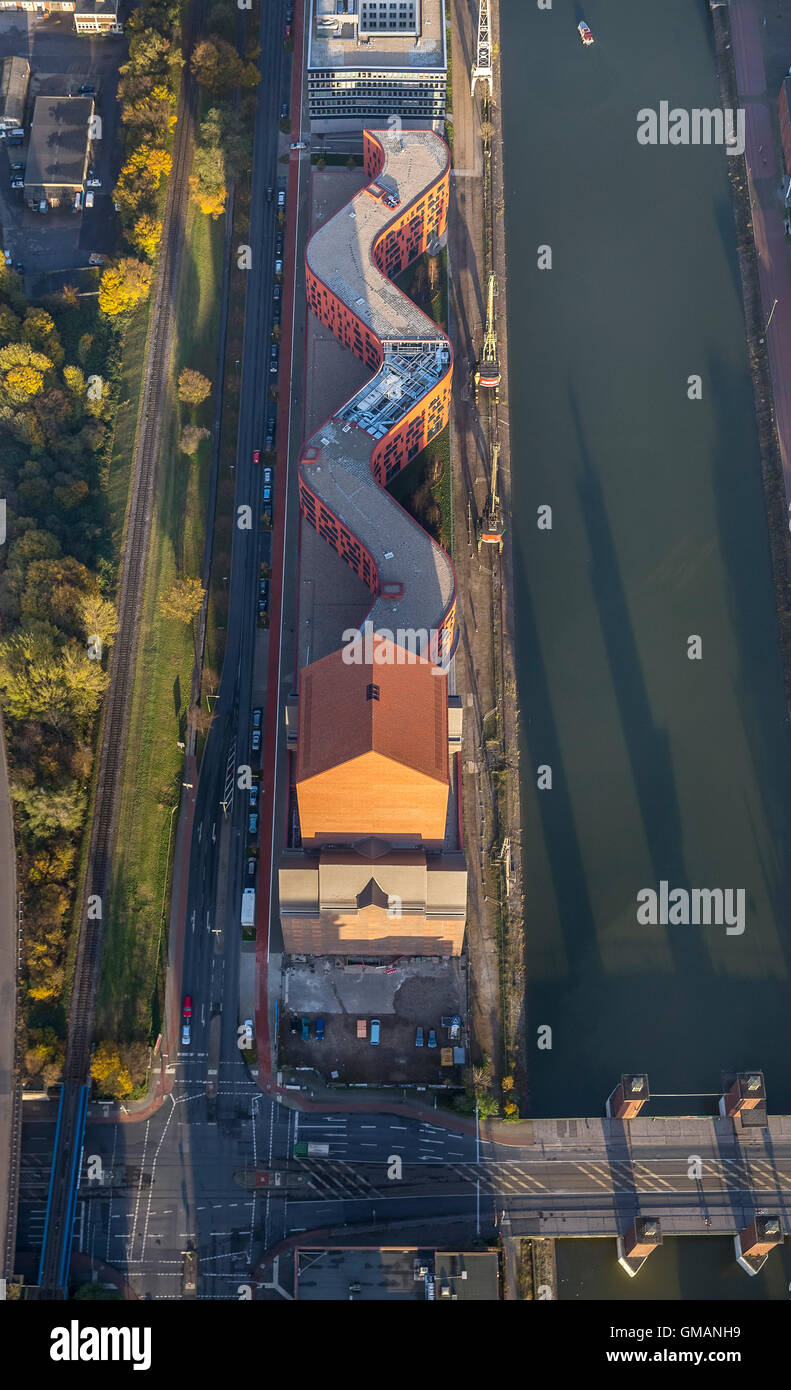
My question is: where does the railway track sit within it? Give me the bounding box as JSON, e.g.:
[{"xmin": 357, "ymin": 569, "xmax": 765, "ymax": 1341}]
[{"xmin": 37, "ymin": 0, "xmax": 207, "ymax": 1295}]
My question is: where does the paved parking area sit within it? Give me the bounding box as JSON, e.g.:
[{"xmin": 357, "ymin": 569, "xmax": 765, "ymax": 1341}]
[
  {"xmin": 280, "ymin": 956, "xmax": 466, "ymax": 1084},
  {"xmin": 0, "ymin": 14, "xmax": 125, "ymax": 283}
]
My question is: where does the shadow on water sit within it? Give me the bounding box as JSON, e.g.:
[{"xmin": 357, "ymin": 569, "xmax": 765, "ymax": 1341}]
[{"xmin": 568, "ymin": 387, "xmax": 702, "ymax": 988}]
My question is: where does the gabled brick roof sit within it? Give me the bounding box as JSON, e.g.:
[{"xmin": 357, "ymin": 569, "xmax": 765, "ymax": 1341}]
[{"xmin": 296, "ymin": 635, "xmax": 449, "ymax": 786}]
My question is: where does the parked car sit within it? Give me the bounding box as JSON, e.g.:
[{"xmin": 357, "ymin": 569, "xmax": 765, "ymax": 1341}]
[
  {"xmin": 258, "ymin": 577, "xmax": 269, "ymax": 603},
  {"xmin": 252, "ymin": 707, "xmax": 263, "ymax": 729},
  {"xmin": 181, "ymin": 1021, "xmax": 191, "ymax": 1047},
  {"xmin": 415, "ymin": 1026, "xmax": 424, "ymax": 1047},
  {"xmin": 246, "ymin": 855, "xmax": 256, "ymax": 879},
  {"xmin": 88, "ymin": 252, "xmax": 106, "ymax": 266},
  {"xmin": 290, "ymin": 140, "xmax": 307, "ymax": 151},
  {"xmin": 263, "ymin": 466, "xmax": 273, "ymax": 486},
  {"xmin": 253, "ymin": 448, "xmax": 261, "ymax": 465},
  {"xmin": 183, "ymin": 995, "xmax": 192, "ymax": 1019},
  {"xmin": 315, "ymin": 1016, "xmax": 325, "ymax": 1041},
  {"xmin": 265, "ymin": 426, "xmax": 275, "ymax": 451},
  {"xmin": 2, "ymin": 250, "xmax": 11, "ymax": 266},
  {"xmin": 277, "ymin": 189, "xmax": 285, "ymax": 208},
  {"xmin": 274, "ymin": 258, "xmax": 283, "ymax": 275},
  {"xmin": 301, "ymin": 1016, "xmax": 310, "ymax": 1041},
  {"xmin": 269, "ymin": 344, "xmax": 279, "ymax": 374},
  {"xmin": 273, "ymin": 284, "xmax": 281, "ymax": 300},
  {"xmin": 15, "ymin": 262, "xmax": 23, "ymax": 275},
  {"xmin": 86, "ymin": 177, "xmax": 101, "ymax": 188},
  {"xmin": 289, "ymin": 1014, "xmax": 299, "ymax": 1034},
  {"xmin": 84, "ymin": 191, "xmax": 94, "ymax": 209},
  {"xmin": 248, "ymin": 782, "xmax": 259, "ymax": 807},
  {"xmin": 10, "ymin": 178, "xmax": 23, "ymax": 190},
  {"xmin": 272, "ymin": 302, "xmax": 281, "ymax": 327},
  {"xmin": 248, "ymin": 811, "xmax": 259, "ymax": 836},
  {"xmin": 275, "ymin": 233, "xmax": 284, "ymax": 254},
  {"xmin": 285, "ymin": 22, "xmax": 292, "ymax": 38},
  {"xmin": 78, "ymin": 83, "xmax": 96, "ymax": 95},
  {"xmin": 266, "ymin": 185, "xmax": 274, "ymax": 202},
  {"xmin": 251, "ymin": 728, "xmax": 262, "ymax": 754},
  {"xmin": 262, "ymin": 484, "xmax": 273, "ymax": 514},
  {"xmin": 280, "ymin": 102, "xmax": 289, "ymax": 119},
  {"xmin": 427, "ymin": 1029, "xmax": 437, "ymax": 1048},
  {"xmin": 370, "ymin": 1019, "xmax": 381, "ymax": 1045},
  {"xmin": 9, "ymin": 161, "xmax": 24, "ymax": 173}
]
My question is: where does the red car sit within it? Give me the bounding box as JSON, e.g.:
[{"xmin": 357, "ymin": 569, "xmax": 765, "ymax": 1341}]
[
  {"xmin": 253, "ymin": 448, "xmax": 261, "ymax": 465},
  {"xmin": 285, "ymin": 23, "xmax": 292, "ymax": 38},
  {"xmin": 182, "ymin": 995, "xmax": 192, "ymax": 1020}
]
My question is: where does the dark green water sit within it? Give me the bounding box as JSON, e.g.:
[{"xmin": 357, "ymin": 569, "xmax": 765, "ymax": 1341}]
[
  {"xmin": 502, "ymin": 0, "xmax": 791, "ymax": 1120},
  {"xmin": 556, "ymin": 1237, "xmax": 791, "ymax": 1301}
]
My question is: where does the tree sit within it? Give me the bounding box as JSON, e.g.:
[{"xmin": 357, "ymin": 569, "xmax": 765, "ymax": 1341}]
[
  {"xmin": 80, "ymin": 593, "xmax": 119, "ymax": 649},
  {"xmin": 98, "ymin": 258, "xmax": 153, "ymax": 317},
  {"xmin": 159, "ymin": 576, "xmax": 205, "ymax": 623},
  {"xmin": 91, "ymin": 1042, "xmax": 134, "ymax": 1099},
  {"xmin": 0, "ymin": 342, "xmax": 52, "ymax": 404},
  {"xmin": 11, "ymin": 780, "xmax": 87, "ymax": 842},
  {"xmin": 189, "ymin": 110, "xmax": 227, "ymax": 219},
  {"xmin": 177, "ymin": 368, "xmax": 212, "ymax": 405},
  {"xmin": 130, "ymin": 212, "xmax": 163, "ymax": 260},
  {"xmin": 22, "ymin": 308, "xmax": 64, "ymax": 367},
  {"xmin": 0, "ymin": 630, "xmax": 73, "ymax": 728},
  {"xmin": 63, "ymin": 364, "xmax": 87, "ymax": 399},
  {"xmin": 191, "ymin": 37, "xmax": 244, "ymax": 94},
  {"xmin": 179, "ymin": 424, "xmax": 210, "ymax": 456}
]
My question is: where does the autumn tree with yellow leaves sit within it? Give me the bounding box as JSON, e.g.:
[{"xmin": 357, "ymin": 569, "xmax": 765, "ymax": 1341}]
[{"xmin": 98, "ymin": 258, "xmax": 154, "ymax": 317}]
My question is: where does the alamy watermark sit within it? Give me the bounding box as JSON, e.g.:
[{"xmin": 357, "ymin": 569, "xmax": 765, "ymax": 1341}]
[
  {"xmin": 637, "ymin": 881, "xmax": 745, "ymax": 936},
  {"xmin": 637, "ymin": 102, "xmax": 745, "ymax": 157},
  {"xmin": 342, "ymin": 620, "xmax": 450, "ymax": 670}
]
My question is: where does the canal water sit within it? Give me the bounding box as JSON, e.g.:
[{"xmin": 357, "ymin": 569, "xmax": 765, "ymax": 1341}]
[{"xmin": 500, "ymin": 0, "xmax": 791, "ymax": 1297}]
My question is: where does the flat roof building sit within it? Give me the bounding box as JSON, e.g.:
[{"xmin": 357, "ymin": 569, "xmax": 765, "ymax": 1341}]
[
  {"xmin": 307, "ymin": 0, "xmax": 447, "ymax": 130},
  {"xmin": 24, "ymin": 95, "xmax": 94, "ymax": 207},
  {"xmin": 0, "ymin": 56, "xmax": 29, "ymax": 132},
  {"xmin": 0, "ymin": 0, "xmax": 120, "ymax": 33}
]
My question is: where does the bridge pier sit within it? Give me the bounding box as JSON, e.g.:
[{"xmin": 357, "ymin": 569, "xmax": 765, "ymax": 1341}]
[
  {"xmin": 719, "ymin": 1070, "xmax": 765, "ymax": 1120},
  {"xmin": 735, "ymin": 1214, "xmax": 784, "ymax": 1276},
  {"xmin": 616, "ymin": 1217, "xmax": 662, "ymax": 1278},
  {"xmin": 606, "ymin": 1073, "xmax": 649, "ymax": 1119}
]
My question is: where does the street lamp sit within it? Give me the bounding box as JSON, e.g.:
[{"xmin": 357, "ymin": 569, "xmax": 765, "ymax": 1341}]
[{"xmin": 767, "ymin": 297, "xmax": 779, "ymax": 330}]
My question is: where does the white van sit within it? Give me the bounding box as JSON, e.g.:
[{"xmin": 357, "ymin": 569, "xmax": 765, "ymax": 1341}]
[{"xmin": 73, "ymin": 190, "xmax": 82, "ymax": 212}]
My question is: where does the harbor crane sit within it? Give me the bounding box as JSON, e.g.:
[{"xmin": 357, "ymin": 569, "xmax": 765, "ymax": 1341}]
[
  {"xmin": 474, "ymin": 274, "xmax": 500, "ymax": 401},
  {"xmin": 478, "ymin": 442, "xmax": 505, "ymax": 553},
  {"xmin": 471, "ymin": 0, "xmax": 493, "ymax": 98}
]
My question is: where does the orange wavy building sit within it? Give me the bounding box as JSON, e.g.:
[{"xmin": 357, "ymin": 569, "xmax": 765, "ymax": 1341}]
[{"xmin": 280, "ymin": 127, "xmax": 466, "ymax": 958}]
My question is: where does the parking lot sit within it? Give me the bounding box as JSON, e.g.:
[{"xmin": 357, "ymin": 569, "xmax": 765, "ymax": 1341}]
[
  {"xmin": 0, "ymin": 13, "xmax": 126, "ymax": 285},
  {"xmin": 279, "ymin": 956, "xmax": 467, "ymax": 1085}
]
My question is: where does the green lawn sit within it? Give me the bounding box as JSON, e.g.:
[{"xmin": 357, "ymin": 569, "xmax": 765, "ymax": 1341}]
[{"xmin": 97, "ymin": 206, "xmax": 223, "ymax": 1041}]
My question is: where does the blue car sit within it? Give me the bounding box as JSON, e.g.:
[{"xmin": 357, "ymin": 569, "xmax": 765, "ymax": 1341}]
[
  {"xmin": 301, "ymin": 1016, "xmax": 310, "ymax": 1041},
  {"xmin": 427, "ymin": 1029, "xmax": 437, "ymax": 1049},
  {"xmin": 315, "ymin": 1017, "xmax": 325, "ymax": 1041}
]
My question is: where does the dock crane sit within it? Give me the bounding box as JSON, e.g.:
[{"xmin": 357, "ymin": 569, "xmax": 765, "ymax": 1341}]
[
  {"xmin": 474, "ymin": 274, "xmax": 500, "ymax": 401},
  {"xmin": 478, "ymin": 442, "xmax": 505, "ymax": 552}
]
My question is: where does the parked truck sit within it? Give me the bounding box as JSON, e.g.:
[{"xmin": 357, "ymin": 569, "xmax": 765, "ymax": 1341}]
[
  {"xmin": 241, "ymin": 887, "xmax": 255, "ymax": 927},
  {"xmin": 293, "ymin": 1142, "xmax": 330, "ymax": 1158}
]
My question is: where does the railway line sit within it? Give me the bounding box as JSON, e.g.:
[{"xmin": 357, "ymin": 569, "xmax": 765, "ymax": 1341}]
[{"xmin": 36, "ymin": 0, "xmax": 206, "ymax": 1296}]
